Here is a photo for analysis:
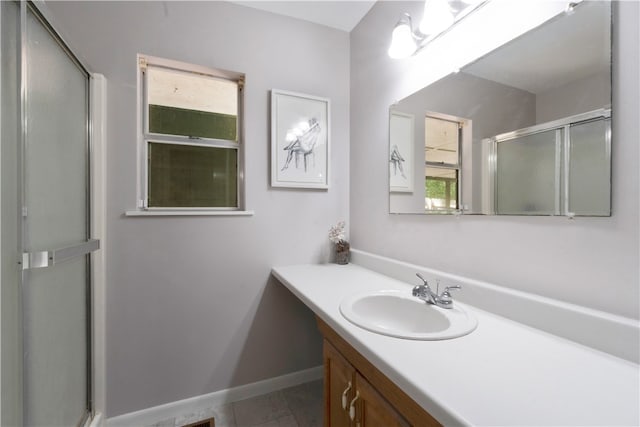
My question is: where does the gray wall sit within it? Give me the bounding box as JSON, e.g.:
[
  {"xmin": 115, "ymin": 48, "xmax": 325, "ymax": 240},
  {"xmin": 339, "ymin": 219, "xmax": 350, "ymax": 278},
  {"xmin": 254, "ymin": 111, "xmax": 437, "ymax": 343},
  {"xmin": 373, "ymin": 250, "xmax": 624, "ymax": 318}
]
[
  {"xmin": 46, "ymin": 1, "xmax": 350, "ymax": 417},
  {"xmin": 536, "ymin": 70, "xmax": 611, "ymax": 123},
  {"xmin": 351, "ymin": 1, "xmax": 639, "ymax": 319}
]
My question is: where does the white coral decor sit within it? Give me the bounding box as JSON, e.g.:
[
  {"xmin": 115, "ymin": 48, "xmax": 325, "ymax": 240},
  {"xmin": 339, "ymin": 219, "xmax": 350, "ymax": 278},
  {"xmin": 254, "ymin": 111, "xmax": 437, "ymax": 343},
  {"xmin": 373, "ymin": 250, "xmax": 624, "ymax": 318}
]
[{"xmin": 328, "ymin": 221, "xmax": 346, "ymax": 244}]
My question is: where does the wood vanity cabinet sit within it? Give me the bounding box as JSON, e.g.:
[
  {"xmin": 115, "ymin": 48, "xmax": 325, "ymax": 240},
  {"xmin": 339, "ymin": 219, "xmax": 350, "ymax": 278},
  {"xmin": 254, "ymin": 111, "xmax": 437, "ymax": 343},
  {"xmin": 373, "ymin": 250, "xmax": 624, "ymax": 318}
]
[
  {"xmin": 324, "ymin": 339, "xmax": 357, "ymax": 426},
  {"xmin": 319, "ymin": 318, "xmax": 441, "ymax": 427}
]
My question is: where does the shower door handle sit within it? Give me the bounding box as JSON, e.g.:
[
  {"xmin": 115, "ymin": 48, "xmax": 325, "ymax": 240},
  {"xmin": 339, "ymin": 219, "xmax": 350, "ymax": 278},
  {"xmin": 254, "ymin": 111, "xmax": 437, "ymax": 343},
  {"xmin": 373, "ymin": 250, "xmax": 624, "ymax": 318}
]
[{"xmin": 21, "ymin": 239, "xmax": 100, "ymax": 270}]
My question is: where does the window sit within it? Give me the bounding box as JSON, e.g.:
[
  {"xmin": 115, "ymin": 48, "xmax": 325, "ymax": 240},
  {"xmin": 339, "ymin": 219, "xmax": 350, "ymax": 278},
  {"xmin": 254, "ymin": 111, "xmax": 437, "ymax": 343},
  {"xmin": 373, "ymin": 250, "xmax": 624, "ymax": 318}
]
[
  {"xmin": 138, "ymin": 55, "xmax": 244, "ymax": 210},
  {"xmin": 424, "ymin": 113, "xmax": 462, "ymax": 211},
  {"xmin": 425, "ymin": 167, "xmax": 458, "ymax": 210}
]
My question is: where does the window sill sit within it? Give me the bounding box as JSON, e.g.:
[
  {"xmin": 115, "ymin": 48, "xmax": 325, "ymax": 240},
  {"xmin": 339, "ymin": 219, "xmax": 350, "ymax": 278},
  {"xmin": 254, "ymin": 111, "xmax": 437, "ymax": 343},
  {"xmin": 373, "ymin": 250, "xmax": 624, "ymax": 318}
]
[{"xmin": 124, "ymin": 209, "xmax": 254, "ymax": 217}]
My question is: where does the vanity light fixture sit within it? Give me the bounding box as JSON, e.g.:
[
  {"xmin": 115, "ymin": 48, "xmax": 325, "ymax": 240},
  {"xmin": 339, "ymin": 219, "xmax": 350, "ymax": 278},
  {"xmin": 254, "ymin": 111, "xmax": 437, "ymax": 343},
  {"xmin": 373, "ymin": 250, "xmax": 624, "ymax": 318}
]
[
  {"xmin": 388, "ymin": 0, "xmax": 488, "ymax": 59},
  {"xmin": 419, "ymin": 0, "xmax": 455, "ymax": 36},
  {"xmin": 565, "ymin": 0, "xmax": 584, "ymax": 14},
  {"xmin": 388, "ymin": 13, "xmax": 421, "ymax": 59}
]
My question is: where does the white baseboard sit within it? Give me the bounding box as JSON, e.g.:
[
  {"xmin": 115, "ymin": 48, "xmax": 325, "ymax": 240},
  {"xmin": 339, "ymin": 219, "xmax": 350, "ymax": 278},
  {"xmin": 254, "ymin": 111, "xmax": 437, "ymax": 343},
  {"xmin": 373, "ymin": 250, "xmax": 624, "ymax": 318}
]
[
  {"xmin": 107, "ymin": 366, "xmax": 323, "ymax": 427},
  {"xmin": 350, "ymin": 249, "xmax": 639, "ymax": 364}
]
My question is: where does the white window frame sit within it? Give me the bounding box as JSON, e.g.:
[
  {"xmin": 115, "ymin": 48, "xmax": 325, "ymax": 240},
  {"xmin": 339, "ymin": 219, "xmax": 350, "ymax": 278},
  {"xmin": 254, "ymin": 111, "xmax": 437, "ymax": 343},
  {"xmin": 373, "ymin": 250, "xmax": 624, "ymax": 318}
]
[{"xmin": 134, "ymin": 54, "xmax": 247, "ymax": 214}]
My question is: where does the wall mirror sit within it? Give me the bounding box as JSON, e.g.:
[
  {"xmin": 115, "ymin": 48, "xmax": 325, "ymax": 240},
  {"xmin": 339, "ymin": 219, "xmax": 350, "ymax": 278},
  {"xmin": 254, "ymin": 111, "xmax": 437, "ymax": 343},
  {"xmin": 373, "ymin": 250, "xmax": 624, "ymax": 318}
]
[{"xmin": 389, "ymin": 1, "xmax": 611, "ymax": 216}]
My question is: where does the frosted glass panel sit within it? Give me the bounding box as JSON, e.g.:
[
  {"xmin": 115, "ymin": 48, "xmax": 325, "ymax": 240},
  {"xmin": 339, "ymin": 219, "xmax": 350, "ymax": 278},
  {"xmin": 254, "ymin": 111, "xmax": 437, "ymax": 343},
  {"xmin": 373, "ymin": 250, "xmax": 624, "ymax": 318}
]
[
  {"xmin": 496, "ymin": 130, "xmax": 559, "ymax": 215},
  {"xmin": 569, "ymin": 118, "xmax": 610, "ymax": 216},
  {"xmin": 1, "ymin": 1, "xmax": 23, "ymax": 426},
  {"xmin": 23, "ymin": 6, "xmax": 89, "ymax": 426},
  {"xmin": 25, "ymin": 12, "xmax": 87, "ymax": 250},
  {"xmin": 23, "ymin": 258, "xmax": 87, "ymax": 427}
]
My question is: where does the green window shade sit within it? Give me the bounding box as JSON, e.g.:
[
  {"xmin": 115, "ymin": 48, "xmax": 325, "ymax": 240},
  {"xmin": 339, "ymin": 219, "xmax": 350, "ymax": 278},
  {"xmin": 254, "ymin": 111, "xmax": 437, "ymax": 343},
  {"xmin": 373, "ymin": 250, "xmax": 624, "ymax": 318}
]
[
  {"xmin": 148, "ymin": 142, "xmax": 238, "ymax": 208},
  {"xmin": 149, "ymin": 104, "xmax": 237, "ymax": 140},
  {"xmin": 146, "ymin": 66, "xmax": 238, "ymax": 141}
]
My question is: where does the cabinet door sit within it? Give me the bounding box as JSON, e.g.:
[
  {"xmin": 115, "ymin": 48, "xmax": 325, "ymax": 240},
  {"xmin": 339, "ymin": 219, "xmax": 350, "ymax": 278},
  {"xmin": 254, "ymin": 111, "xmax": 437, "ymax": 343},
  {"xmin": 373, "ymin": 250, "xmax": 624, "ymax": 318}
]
[
  {"xmin": 355, "ymin": 372, "xmax": 409, "ymax": 427},
  {"xmin": 324, "ymin": 339, "xmax": 356, "ymax": 427}
]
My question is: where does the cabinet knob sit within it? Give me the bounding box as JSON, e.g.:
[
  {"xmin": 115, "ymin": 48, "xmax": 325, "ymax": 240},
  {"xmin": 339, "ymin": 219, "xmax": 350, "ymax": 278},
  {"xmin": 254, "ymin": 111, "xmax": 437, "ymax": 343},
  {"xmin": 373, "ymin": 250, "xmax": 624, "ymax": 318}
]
[{"xmin": 341, "ymin": 381, "xmax": 352, "ymax": 410}]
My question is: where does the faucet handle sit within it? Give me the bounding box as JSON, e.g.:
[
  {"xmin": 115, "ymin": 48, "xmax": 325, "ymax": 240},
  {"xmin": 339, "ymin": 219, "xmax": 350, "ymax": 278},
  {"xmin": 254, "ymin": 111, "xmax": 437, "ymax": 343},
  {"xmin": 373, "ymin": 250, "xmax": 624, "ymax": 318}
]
[
  {"xmin": 442, "ymin": 284, "xmax": 461, "ymax": 295},
  {"xmin": 416, "ymin": 272, "xmax": 428, "ymax": 286},
  {"xmin": 439, "ymin": 285, "xmax": 461, "ymax": 304}
]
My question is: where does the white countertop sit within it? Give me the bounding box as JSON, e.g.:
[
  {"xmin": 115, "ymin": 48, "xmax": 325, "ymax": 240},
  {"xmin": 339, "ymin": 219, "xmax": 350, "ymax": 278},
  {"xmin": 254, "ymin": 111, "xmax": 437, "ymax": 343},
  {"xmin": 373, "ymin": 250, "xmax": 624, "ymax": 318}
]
[{"xmin": 272, "ymin": 263, "xmax": 640, "ymax": 426}]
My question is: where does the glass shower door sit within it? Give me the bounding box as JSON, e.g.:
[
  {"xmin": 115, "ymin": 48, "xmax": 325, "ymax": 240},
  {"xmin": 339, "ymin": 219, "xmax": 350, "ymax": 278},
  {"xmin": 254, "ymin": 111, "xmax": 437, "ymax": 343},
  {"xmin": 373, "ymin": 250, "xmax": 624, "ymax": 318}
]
[
  {"xmin": 21, "ymin": 4, "xmax": 93, "ymax": 426},
  {"xmin": 568, "ymin": 117, "xmax": 611, "ymax": 216},
  {"xmin": 495, "ymin": 129, "xmax": 560, "ymax": 215}
]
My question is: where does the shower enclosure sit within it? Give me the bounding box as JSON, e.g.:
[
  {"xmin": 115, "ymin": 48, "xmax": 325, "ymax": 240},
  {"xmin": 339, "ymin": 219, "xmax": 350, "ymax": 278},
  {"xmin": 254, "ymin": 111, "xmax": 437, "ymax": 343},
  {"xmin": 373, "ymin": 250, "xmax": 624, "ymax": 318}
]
[
  {"xmin": 481, "ymin": 108, "xmax": 611, "ymax": 216},
  {"xmin": 1, "ymin": 1, "xmax": 98, "ymax": 425}
]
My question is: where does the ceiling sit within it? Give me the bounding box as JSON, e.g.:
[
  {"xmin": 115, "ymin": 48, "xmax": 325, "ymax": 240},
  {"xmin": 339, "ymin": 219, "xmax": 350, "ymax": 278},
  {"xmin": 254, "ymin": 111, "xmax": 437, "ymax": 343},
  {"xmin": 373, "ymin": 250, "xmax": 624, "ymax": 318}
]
[{"xmin": 228, "ymin": 1, "xmax": 377, "ymax": 32}]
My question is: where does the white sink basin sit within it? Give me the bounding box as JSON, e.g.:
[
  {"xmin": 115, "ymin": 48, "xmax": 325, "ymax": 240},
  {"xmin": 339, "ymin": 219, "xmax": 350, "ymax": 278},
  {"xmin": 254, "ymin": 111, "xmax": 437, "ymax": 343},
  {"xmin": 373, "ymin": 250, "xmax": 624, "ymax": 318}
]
[{"xmin": 339, "ymin": 289, "xmax": 477, "ymax": 340}]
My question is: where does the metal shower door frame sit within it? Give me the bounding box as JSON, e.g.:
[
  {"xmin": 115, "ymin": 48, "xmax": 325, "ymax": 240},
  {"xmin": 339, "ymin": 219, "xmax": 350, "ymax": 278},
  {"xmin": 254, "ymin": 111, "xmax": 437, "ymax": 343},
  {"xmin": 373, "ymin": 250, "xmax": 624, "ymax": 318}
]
[{"xmin": 17, "ymin": 2, "xmax": 98, "ymax": 425}]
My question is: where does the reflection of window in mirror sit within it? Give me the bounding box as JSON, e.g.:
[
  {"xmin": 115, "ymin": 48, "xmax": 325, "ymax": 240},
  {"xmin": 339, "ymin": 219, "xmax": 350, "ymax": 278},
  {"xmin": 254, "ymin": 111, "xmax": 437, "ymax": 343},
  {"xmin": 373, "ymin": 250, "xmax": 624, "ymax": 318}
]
[{"xmin": 424, "ymin": 113, "xmax": 463, "ymax": 211}]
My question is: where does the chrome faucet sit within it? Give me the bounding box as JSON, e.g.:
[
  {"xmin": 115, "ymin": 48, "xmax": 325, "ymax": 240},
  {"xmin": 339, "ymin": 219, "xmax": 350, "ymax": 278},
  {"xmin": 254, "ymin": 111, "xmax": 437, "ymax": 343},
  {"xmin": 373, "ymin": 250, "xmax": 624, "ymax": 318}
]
[{"xmin": 412, "ymin": 273, "xmax": 461, "ymax": 309}]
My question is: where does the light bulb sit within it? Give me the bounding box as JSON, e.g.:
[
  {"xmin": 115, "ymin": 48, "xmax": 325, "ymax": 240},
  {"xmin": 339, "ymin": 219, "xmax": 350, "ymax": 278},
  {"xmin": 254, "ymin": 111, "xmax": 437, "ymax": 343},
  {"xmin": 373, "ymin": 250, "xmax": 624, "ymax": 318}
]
[
  {"xmin": 419, "ymin": 0, "xmax": 454, "ymax": 36},
  {"xmin": 388, "ymin": 18, "xmax": 417, "ymax": 59}
]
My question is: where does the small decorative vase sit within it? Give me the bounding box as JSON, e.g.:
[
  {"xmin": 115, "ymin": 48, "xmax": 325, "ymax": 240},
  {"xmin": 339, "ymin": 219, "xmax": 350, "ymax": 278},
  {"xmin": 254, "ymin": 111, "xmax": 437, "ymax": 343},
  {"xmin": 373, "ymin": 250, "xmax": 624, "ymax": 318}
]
[{"xmin": 335, "ymin": 240, "xmax": 350, "ymax": 265}]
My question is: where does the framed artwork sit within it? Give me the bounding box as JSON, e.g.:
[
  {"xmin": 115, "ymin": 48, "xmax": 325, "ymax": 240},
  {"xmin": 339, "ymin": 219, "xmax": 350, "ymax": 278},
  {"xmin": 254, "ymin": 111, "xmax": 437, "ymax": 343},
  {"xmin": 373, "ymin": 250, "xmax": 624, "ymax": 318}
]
[
  {"xmin": 271, "ymin": 89, "xmax": 330, "ymax": 189},
  {"xmin": 389, "ymin": 111, "xmax": 414, "ymax": 193}
]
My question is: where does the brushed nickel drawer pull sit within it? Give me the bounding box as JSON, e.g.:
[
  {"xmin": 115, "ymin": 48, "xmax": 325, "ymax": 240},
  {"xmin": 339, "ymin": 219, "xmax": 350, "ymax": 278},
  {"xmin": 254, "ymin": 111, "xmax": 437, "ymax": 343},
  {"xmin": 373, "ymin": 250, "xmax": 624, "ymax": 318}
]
[{"xmin": 341, "ymin": 381, "xmax": 352, "ymax": 410}]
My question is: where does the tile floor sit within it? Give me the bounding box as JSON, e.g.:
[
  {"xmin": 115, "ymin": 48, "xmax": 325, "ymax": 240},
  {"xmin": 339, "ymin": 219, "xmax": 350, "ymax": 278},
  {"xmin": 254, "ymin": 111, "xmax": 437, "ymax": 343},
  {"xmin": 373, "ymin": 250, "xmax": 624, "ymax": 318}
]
[{"xmin": 148, "ymin": 379, "xmax": 323, "ymax": 427}]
